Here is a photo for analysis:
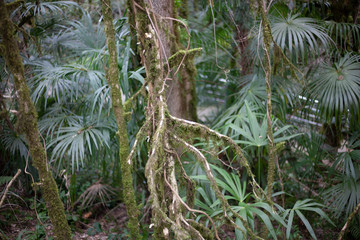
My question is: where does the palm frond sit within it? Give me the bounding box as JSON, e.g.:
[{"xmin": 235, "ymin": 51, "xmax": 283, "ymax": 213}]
[
  {"xmin": 307, "ymin": 54, "xmax": 360, "ymax": 122},
  {"xmin": 47, "ymin": 118, "xmax": 111, "ymax": 173},
  {"xmin": 249, "ymin": 13, "xmax": 331, "ymax": 62},
  {"xmin": 38, "ymin": 103, "xmax": 81, "ymax": 136},
  {"xmin": 28, "ymin": 60, "xmax": 77, "ymax": 105},
  {"xmin": 325, "ymin": 21, "xmax": 360, "ymax": 52},
  {"xmin": 272, "ymin": 13, "xmax": 331, "ymax": 60},
  {"xmin": 12, "ymin": 1, "xmax": 80, "ymax": 18},
  {"xmin": 0, "ymin": 129, "xmax": 28, "ymax": 160},
  {"xmin": 283, "ymin": 199, "xmax": 334, "ymax": 240},
  {"xmin": 76, "ymin": 181, "xmax": 116, "ymax": 209},
  {"xmin": 323, "ymin": 173, "xmax": 360, "ymax": 218}
]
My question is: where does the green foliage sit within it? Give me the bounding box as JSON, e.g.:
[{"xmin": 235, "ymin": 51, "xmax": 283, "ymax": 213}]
[
  {"xmin": 12, "ymin": 1, "xmax": 80, "ymax": 18},
  {"xmin": 271, "ymin": 13, "xmax": 331, "ymax": 60},
  {"xmin": 192, "ymin": 164, "xmax": 285, "ymax": 239},
  {"xmin": 0, "ymin": 176, "xmax": 12, "ymax": 186},
  {"xmin": 88, "ymin": 222, "xmax": 102, "ymax": 236},
  {"xmin": 47, "ymin": 117, "xmax": 111, "ymax": 172},
  {"xmin": 249, "ymin": 11, "xmax": 331, "ymax": 63},
  {"xmin": 0, "ymin": 129, "xmax": 28, "ymax": 160},
  {"xmin": 307, "ymin": 54, "xmax": 360, "ymax": 122},
  {"xmin": 325, "ymin": 21, "xmax": 360, "ymax": 52},
  {"xmin": 223, "ymin": 101, "xmax": 300, "ymax": 147},
  {"xmin": 16, "ymin": 224, "xmax": 53, "ymax": 240},
  {"xmin": 349, "ymin": 215, "xmax": 360, "ymax": 239},
  {"xmin": 282, "ymin": 199, "xmax": 334, "ymax": 240},
  {"xmin": 324, "ymin": 133, "xmax": 360, "ymax": 218},
  {"xmin": 1, "ymin": 0, "xmax": 360, "ymax": 239},
  {"xmin": 291, "ymin": 131, "xmax": 329, "ymax": 179}
]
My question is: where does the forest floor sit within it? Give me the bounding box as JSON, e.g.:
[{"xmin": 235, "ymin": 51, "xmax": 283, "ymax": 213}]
[
  {"xmin": 2, "ymin": 201, "xmax": 338, "ymax": 240},
  {"xmin": 1, "ymin": 203, "xmax": 129, "ymax": 240}
]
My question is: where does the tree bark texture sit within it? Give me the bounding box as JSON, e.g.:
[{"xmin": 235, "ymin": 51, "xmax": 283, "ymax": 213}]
[
  {"xmin": 257, "ymin": 0, "xmax": 277, "ymax": 201},
  {"xmin": 338, "ymin": 200, "xmax": 360, "ymax": 240},
  {"xmin": 101, "ymin": 0, "xmax": 141, "ymax": 239},
  {"xmin": 129, "ymin": 1, "xmax": 265, "ymax": 239},
  {"xmin": 0, "ymin": 1, "xmax": 72, "ymax": 239},
  {"xmin": 144, "ymin": 0, "xmax": 198, "ymax": 121}
]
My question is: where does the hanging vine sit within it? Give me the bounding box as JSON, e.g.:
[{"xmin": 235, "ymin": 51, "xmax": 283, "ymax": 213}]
[{"xmin": 128, "ymin": 0, "xmax": 267, "ymax": 238}]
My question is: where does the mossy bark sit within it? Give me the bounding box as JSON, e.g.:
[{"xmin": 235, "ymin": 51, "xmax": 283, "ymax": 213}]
[
  {"xmin": 257, "ymin": 0, "xmax": 277, "ymax": 201},
  {"xmin": 100, "ymin": 1, "xmax": 141, "ymax": 239},
  {"xmin": 131, "ymin": 1, "xmax": 196, "ymax": 238},
  {"xmin": 338, "ymin": 201, "xmax": 360, "ymax": 240},
  {"xmin": 142, "ymin": 0, "xmax": 198, "ymax": 121},
  {"xmin": 0, "ymin": 1, "xmax": 72, "ymax": 239},
  {"xmin": 130, "ymin": 0, "xmax": 265, "ymax": 238}
]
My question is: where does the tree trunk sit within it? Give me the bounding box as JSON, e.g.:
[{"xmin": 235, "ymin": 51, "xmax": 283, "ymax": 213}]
[
  {"xmin": 174, "ymin": 0, "xmax": 198, "ymax": 121},
  {"xmin": 100, "ymin": 1, "xmax": 141, "ymax": 239},
  {"xmin": 141, "ymin": 0, "xmax": 198, "ymax": 121},
  {"xmin": 129, "ymin": 1, "xmax": 264, "ymax": 239},
  {"xmin": 257, "ymin": 0, "xmax": 277, "ymax": 202},
  {"xmin": 0, "ymin": 1, "xmax": 72, "ymax": 239}
]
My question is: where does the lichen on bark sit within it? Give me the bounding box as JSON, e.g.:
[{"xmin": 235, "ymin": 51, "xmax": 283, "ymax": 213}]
[
  {"xmin": 0, "ymin": 1, "xmax": 72, "ymax": 239},
  {"xmin": 100, "ymin": 0, "xmax": 141, "ymax": 239}
]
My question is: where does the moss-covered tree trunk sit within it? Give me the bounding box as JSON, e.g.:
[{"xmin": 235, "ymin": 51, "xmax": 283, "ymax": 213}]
[
  {"xmin": 257, "ymin": 0, "xmax": 277, "ymax": 201},
  {"xmin": 141, "ymin": 0, "xmax": 197, "ymax": 121},
  {"xmin": 0, "ymin": 1, "xmax": 72, "ymax": 239},
  {"xmin": 100, "ymin": 1, "xmax": 141, "ymax": 239},
  {"xmin": 129, "ymin": 1, "xmax": 265, "ymax": 239}
]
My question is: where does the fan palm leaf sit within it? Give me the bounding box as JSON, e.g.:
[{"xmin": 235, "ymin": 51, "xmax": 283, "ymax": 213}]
[
  {"xmin": 325, "ymin": 21, "xmax": 360, "ymax": 52},
  {"xmin": 323, "ymin": 173, "xmax": 360, "ymax": 218},
  {"xmin": 307, "ymin": 54, "xmax": 360, "ymax": 121},
  {"xmin": 38, "ymin": 103, "xmax": 82, "ymax": 137},
  {"xmin": 12, "ymin": 1, "xmax": 80, "ymax": 18},
  {"xmin": 271, "ymin": 13, "xmax": 331, "ymax": 60},
  {"xmin": 250, "ymin": 13, "xmax": 331, "ymax": 62},
  {"xmin": 28, "ymin": 60, "xmax": 77, "ymax": 105},
  {"xmin": 47, "ymin": 118, "xmax": 111, "ymax": 173},
  {"xmin": 0, "ymin": 129, "xmax": 28, "ymax": 160}
]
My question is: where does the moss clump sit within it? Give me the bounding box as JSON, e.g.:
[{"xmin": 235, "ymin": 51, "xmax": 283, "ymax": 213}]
[{"xmin": 168, "ymin": 48, "xmax": 202, "ymax": 69}]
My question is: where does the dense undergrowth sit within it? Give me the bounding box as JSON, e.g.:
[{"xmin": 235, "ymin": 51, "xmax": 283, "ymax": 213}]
[{"xmin": 1, "ymin": 0, "xmax": 360, "ymax": 239}]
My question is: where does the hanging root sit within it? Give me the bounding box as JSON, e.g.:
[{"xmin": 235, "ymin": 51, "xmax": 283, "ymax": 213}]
[
  {"xmin": 128, "ymin": 0, "xmax": 268, "ymax": 238},
  {"xmin": 168, "ymin": 115, "xmax": 270, "ymax": 203},
  {"xmin": 126, "ymin": 94, "xmax": 267, "ymax": 239}
]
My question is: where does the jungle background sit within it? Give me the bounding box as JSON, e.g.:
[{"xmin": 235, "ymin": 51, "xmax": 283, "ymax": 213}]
[{"xmin": 1, "ymin": 0, "xmax": 360, "ymax": 239}]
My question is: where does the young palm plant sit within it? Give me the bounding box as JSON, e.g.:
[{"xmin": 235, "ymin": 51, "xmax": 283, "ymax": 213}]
[
  {"xmin": 191, "ymin": 164, "xmax": 285, "ymax": 239},
  {"xmin": 282, "ymin": 199, "xmax": 334, "ymax": 240}
]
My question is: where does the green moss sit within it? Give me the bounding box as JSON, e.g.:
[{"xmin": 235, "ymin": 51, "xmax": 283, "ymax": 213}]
[
  {"xmin": 168, "ymin": 48, "xmax": 202, "ymax": 69},
  {"xmin": 187, "ymin": 220, "xmax": 214, "ymax": 240},
  {"xmin": 101, "ymin": 1, "xmax": 141, "ymax": 239},
  {"xmin": 0, "ymin": 1, "xmax": 72, "ymax": 239}
]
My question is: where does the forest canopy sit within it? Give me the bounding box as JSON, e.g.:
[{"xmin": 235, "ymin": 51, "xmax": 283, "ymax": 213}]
[{"xmin": 1, "ymin": 0, "xmax": 360, "ymax": 239}]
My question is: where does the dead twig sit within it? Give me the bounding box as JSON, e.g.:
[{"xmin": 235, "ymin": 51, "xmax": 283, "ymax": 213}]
[{"xmin": 0, "ymin": 169, "xmax": 21, "ymax": 208}]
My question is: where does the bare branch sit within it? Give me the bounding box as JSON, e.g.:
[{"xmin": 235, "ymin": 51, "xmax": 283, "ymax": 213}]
[{"xmin": 0, "ymin": 169, "xmax": 21, "ymax": 208}]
